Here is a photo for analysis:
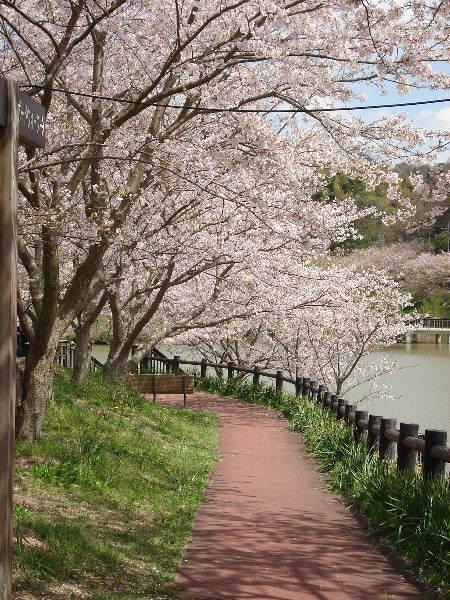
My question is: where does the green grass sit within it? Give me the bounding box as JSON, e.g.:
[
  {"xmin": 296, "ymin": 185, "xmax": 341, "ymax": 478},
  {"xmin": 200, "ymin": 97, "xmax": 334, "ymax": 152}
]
[
  {"xmin": 195, "ymin": 375, "xmax": 450, "ymax": 596},
  {"xmin": 13, "ymin": 369, "xmax": 218, "ymax": 599}
]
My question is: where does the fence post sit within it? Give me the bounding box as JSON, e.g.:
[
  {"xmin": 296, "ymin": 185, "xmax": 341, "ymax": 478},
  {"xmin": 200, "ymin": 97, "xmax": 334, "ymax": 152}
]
[
  {"xmin": 310, "ymin": 380, "xmax": 318, "ymax": 401},
  {"xmin": 141, "ymin": 354, "xmax": 149, "ymax": 373},
  {"xmin": 379, "ymin": 418, "xmax": 397, "ymax": 461},
  {"xmin": 303, "ymin": 380, "xmax": 308, "ymax": 398},
  {"xmin": 276, "ymin": 370, "xmax": 284, "ymax": 393},
  {"xmin": 344, "ymin": 403, "xmax": 356, "ymax": 424},
  {"xmin": 317, "ymin": 384, "xmax": 327, "ymax": 404},
  {"xmin": 367, "ymin": 415, "xmax": 382, "ymax": 455},
  {"xmin": 295, "ymin": 376, "xmax": 303, "ymax": 396},
  {"xmin": 397, "ymin": 423, "xmax": 419, "ymax": 473},
  {"xmin": 323, "ymin": 391, "xmax": 331, "ymax": 410},
  {"xmin": 253, "ymin": 366, "xmax": 261, "ymax": 387},
  {"xmin": 302, "ymin": 377, "xmax": 311, "ymax": 398},
  {"xmin": 227, "ymin": 361, "xmax": 236, "ymax": 379},
  {"xmin": 330, "ymin": 394, "xmax": 338, "ymax": 415},
  {"xmin": 172, "ymin": 355, "xmax": 180, "ymax": 374},
  {"xmin": 201, "ymin": 358, "xmax": 207, "ymax": 379},
  {"xmin": 423, "ymin": 429, "xmax": 447, "ymax": 479},
  {"xmin": 337, "ymin": 398, "xmax": 347, "ymax": 421},
  {"xmin": 354, "ymin": 410, "xmax": 368, "ymax": 443}
]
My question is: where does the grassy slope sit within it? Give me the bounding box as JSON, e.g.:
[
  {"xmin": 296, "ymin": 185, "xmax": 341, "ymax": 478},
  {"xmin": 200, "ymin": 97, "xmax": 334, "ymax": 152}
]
[{"xmin": 13, "ymin": 370, "xmax": 217, "ymax": 600}]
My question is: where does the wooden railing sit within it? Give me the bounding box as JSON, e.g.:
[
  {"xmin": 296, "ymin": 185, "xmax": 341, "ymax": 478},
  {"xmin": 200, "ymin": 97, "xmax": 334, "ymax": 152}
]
[
  {"xmin": 420, "ymin": 317, "xmax": 450, "ymax": 329},
  {"xmin": 159, "ymin": 355, "xmax": 450, "ymax": 480},
  {"xmin": 55, "ymin": 341, "xmax": 103, "ymax": 372},
  {"xmin": 54, "ymin": 344, "xmax": 450, "ymax": 479},
  {"xmin": 55, "ymin": 343, "xmax": 173, "ymax": 373},
  {"xmin": 131, "ymin": 346, "xmax": 182, "ymax": 374}
]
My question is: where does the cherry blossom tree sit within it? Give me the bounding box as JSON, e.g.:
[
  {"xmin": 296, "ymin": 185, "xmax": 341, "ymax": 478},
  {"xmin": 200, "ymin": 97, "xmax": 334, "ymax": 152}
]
[
  {"xmin": 2, "ymin": 0, "xmax": 450, "ymax": 439},
  {"xmin": 176, "ymin": 263, "xmax": 413, "ymax": 397},
  {"xmin": 344, "ymin": 241, "xmax": 450, "ymax": 303},
  {"xmin": 270, "ymin": 267, "xmax": 413, "ymax": 396}
]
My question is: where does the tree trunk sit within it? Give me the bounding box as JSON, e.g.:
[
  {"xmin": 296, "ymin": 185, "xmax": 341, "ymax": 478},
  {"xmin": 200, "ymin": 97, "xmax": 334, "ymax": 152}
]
[
  {"xmin": 73, "ymin": 324, "xmax": 93, "ymax": 385},
  {"xmin": 15, "ymin": 347, "xmax": 58, "ymax": 441},
  {"xmin": 103, "ymin": 352, "xmax": 128, "ymax": 382}
]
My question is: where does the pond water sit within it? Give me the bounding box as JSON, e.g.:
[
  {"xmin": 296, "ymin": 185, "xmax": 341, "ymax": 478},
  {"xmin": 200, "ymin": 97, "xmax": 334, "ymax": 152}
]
[{"xmin": 345, "ymin": 342, "xmax": 450, "ymax": 434}]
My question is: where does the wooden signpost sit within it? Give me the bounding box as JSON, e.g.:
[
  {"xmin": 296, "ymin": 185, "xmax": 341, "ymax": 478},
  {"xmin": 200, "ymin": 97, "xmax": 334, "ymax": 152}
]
[{"xmin": 0, "ymin": 78, "xmax": 45, "ymax": 600}]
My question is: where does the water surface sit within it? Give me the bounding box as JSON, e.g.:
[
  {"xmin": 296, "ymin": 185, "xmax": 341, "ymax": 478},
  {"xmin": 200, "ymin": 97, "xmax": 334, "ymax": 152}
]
[{"xmin": 345, "ymin": 343, "xmax": 450, "ymax": 433}]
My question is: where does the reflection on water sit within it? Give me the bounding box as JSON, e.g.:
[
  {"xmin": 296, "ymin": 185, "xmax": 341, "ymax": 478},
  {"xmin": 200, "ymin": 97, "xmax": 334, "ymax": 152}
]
[{"xmin": 345, "ymin": 343, "xmax": 450, "ymax": 433}]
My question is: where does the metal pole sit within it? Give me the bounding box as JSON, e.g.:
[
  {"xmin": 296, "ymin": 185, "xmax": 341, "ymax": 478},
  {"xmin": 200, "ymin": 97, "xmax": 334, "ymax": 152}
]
[{"xmin": 0, "ymin": 78, "xmax": 18, "ymax": 600}]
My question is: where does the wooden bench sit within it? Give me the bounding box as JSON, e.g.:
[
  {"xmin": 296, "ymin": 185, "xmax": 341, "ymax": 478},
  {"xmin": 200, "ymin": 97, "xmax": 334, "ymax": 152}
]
[{"xmin": 125, "ymin": 374, "xmax": 194, "ymax": 407}]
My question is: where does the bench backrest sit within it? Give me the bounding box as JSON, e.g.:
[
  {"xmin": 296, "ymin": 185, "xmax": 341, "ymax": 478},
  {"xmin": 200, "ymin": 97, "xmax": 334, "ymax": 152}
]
[{"xmin": 125, "ymin": 374, "xmax": 194, "ymax": 395}]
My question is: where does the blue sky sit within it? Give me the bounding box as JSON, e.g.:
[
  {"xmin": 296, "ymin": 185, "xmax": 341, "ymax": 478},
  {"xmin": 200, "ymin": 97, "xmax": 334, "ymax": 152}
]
[{"xmin": 347, "ymin": 65, "xmax": 450, "ymax": 163}]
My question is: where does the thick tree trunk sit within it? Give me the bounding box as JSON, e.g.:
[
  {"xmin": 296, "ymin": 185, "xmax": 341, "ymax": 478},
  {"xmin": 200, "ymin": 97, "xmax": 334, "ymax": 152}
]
[
  {"xmin": 15, "ymin": 347, "xmax": 57, "ymax": 441},
  {"xmin": 73, "ymin": 324, "xmax": 93, "ymax": 385},
  {"xmin": 103, "ymin": 352, "xmax": 128, "ymax": 382}
]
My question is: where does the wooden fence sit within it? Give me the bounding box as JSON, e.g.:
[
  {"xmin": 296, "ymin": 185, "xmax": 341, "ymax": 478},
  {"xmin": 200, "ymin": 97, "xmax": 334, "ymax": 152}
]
[
  {"xmin": 54, "ymin": 344, "xmax": 450, "ymax": 479},
  {"xmin": 55, "ymin": 340, "xmax": 103, "ymax": 372},
  {"xmin": 162, "ymin": 355, "xmax": 450, "ymax": 480}
]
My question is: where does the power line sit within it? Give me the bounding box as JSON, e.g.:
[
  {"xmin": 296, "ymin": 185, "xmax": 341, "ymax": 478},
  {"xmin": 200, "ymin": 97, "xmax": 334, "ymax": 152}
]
[{"xmin": 19, "ymin": 84, "xmax": 450, "ymax": 114}]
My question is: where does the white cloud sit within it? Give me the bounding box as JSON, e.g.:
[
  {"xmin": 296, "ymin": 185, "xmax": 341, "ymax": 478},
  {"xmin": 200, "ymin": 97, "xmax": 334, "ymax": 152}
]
[{"xmin": 417, "ymin": 107, "xmax": 450, "ymax": 131}]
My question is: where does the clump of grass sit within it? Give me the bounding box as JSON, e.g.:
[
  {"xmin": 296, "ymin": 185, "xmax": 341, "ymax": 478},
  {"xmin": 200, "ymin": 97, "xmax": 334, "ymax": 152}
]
[
  {"xmin": 195, "ymin": 374, "xmax": 450, "ymax": 595},
  {"xmin": 14, "ymin": 368, "xmax": 217, "ymax": 599}
]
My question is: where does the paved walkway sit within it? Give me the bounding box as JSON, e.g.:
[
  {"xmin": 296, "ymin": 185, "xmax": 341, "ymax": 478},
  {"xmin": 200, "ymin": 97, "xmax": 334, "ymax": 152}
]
[{"xmin": 164, "ymin": 392, "xmax": 429, "ymax": 599}]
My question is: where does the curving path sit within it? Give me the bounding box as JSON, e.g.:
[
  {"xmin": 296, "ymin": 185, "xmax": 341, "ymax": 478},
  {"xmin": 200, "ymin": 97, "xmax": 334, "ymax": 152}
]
[{"xmin": 163, "ymin": 392, "xmax": 429, "ymax": 600}]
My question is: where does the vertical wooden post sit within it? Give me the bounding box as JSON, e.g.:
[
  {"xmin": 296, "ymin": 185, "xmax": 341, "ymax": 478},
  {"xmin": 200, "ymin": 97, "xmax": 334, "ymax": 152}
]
[
  {"xmin": 227, "ymin": 361, "xmax": 236, "ymax": 379},
  {"xmin": 253, "ymin": 365, "xmax": 260, "ymax": 387},
  {"xmin": 317, "ymin": 384, "xmax": 327, "ymax": 405},
  {"xmin": 295, "ymin": 375, "xmax": 303, "ymax": 396},
  {"xmin": 302, "ymin": 377, "xmax": 310, "ymax": 398},
  {"xmin": 344, "ymin": 403, "xmax": 355, "ymax": 424},
  {"xmin": 354, "ymin": 410, "xmax": 368, "ymax": 443},
  {"xmin": 275, "ymin": 370, "xmax": 283, "ymax": 393},
  {"xmin": 423, "ymin": 429, "xmax": 447, "ymax": 479},
  {"xmin": 200, "ymin": 358, "xmax": 207, "ymax": 379},
  {"xmin": 0, "ymin": 78, "xmax": 18, "ymax": 600},
  {"xmin": 397, "ymin": 423, "xmax": 419, "ymax": 473},
  {"xmin": 322, "ymin": 390, "xmax": 331, "ymax": 410},
  {"xmin": 337, "ymin": 398, "xmax": 347, "ymax": 421},
  {"xmin": 172, "ymin": 355, "xmax": 180, "ymax": 374},
  {"xmin": 379, "ymin": 418, "xmax": 397, "ymax": 461},
  {"xmin": 330, "ymin": 394, "xmax": 338, "ymax": 415},
  {"xmin": 367, "ymin": 415, "xmax": 382, "ymax": 455}
]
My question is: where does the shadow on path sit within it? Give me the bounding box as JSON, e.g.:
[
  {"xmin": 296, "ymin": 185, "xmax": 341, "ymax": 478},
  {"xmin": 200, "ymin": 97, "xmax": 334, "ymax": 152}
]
[{"xmin": 160, "ymin": 393, "xmax": 429, "ymax": 600}]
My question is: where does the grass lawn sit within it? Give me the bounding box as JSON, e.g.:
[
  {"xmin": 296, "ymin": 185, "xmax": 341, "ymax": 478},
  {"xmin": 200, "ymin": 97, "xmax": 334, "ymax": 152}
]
[{"xmin": 13, "ymin": 369, "xmax": 217, "ymax": 600}]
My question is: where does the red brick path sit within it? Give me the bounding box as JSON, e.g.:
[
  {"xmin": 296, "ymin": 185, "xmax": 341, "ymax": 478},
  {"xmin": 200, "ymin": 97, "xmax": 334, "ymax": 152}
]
[{"xmin": 165, "ymin": 393, "xmax": 428, "ymax": 599}]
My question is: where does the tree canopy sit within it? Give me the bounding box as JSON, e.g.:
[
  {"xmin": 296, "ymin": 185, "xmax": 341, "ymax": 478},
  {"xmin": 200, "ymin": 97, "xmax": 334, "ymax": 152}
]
[{"xmin": 2, "ymin": 0, "xmax": 450, "ymax": 439}]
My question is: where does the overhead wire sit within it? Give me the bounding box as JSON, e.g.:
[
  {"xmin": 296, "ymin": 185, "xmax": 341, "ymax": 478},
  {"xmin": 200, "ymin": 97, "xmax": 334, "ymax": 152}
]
[{"xmin": 18, "ymin": 83, "xmax": 450, "ymax": 114}]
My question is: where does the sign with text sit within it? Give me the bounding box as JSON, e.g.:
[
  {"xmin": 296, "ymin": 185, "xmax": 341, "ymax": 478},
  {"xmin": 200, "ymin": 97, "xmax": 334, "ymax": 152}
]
[
  {"xmin": 0, "ymin": 78, "xmax": 45, "ymax": 148},
  {"xmin": 18, "ymin": 90, "xmax": 46, "ymax": 148}
]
